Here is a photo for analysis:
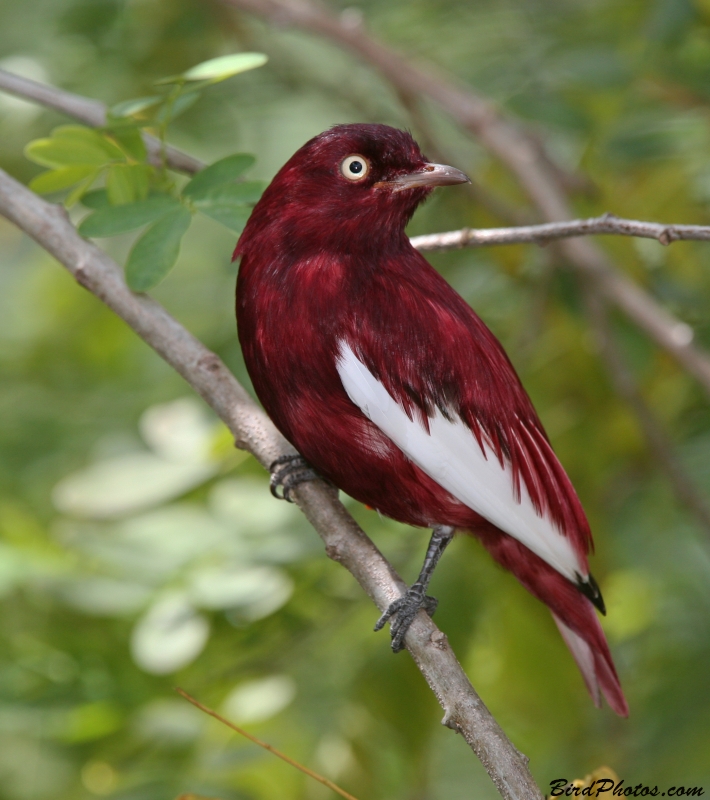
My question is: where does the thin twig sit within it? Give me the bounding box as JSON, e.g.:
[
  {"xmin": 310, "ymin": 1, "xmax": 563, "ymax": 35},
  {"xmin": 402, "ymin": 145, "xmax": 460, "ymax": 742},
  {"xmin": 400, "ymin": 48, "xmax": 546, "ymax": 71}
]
[
  {"xmin": 0, "ymin": 167, "xmax": 543, "ymax": 800},
  {"xmin": 175, "ymin": 688, "xmax": 360, "ymax": 800},
  {"xmin": 585, "ymin": 291, "xmax": 710, "ymax": 539},
  {"xmin": 0, "ymin": 68, "xmax": 204, "ymax": 175},
  {"xmin": 410, "ymin": 213, "xmax": 710, "ymax": 251},
  {"xmin": 221, "ymin": 0, "xmax": 710, "ymax": 400}
]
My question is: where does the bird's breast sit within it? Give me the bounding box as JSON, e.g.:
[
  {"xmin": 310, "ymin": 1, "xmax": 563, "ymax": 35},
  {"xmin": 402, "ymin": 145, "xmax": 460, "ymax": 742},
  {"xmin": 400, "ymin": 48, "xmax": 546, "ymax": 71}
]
[{"xmin": 237, "ymin": 249, "xmax": 356, "ymax": 429}]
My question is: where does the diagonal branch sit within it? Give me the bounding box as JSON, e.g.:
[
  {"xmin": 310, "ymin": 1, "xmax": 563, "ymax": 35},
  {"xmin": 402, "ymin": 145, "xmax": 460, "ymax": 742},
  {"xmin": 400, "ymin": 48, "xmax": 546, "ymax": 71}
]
[
  {"xmin": 220, "ymin": 0, "xmax": 710, "ymax": 400},
  {"xmin": 0, "ymin": 68, "xmax": 204, "ymax": 175},
  {"xmin": 585, "ymin": 291, "xmax": 710, "ymax": 539},
  {"xmin": 0, "ymin": 166, "xmax": 543, "ymax": 800}
]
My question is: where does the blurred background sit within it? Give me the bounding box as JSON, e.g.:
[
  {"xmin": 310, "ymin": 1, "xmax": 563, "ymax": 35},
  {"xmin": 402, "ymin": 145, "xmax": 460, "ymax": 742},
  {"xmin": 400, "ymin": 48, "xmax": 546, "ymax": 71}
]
[{"xmin": 1, "ymin": 0, "xmax": 710, "ymax": 798}]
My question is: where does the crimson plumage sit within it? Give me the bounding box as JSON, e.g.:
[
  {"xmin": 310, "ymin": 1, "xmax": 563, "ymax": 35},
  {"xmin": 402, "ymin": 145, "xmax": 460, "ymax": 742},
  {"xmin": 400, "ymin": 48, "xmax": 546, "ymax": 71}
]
[{"xmin": 235, "ymin": 123, "xmax": 628, "ymax": 716}]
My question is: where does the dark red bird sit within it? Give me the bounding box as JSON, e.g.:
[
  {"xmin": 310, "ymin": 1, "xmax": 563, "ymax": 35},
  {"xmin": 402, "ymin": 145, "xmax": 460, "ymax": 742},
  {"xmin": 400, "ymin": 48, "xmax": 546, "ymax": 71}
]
[{"xmin": 235, "ymin": 123, "xmax": 628, "ymax": 716}]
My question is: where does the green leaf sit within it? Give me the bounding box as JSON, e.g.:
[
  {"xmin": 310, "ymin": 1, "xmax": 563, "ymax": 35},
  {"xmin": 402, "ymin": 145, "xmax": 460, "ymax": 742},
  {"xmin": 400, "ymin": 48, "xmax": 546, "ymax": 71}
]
[
  {"xmin": 125, "ymin": 206, "xmax": 192, "ymax": 291},
  {"xmin": 25, "ymin": 126, "xmax": 124, "ymax": 168},
  {"xmin": 182, "ymin": 154, "xmax": 256, "ymax": 199},
  {"xmin": 194, "ymin": 180, "xmax": 264, "ymax": 206},
  {"xmin": 26, "ymin": 137, "xmax": 108, "ymax": 168},
  {"xmin": 53, "ymin": 126, "xmax": 126, "ymax": 161},
  {"xmin": 81, "ymin": 190, "xmax": 110, "ymax": 210},
  {"xmin": 109, "ymin": 96, "xmax": 163, "ymax": 118},
  {"xmin": 106, "ymin": 126, "xmax": 147, "ymax": 162},
  {"xmin": 107, "ymin": 164, "xmax": 151, "ymax": 205},
  {"xmin": 29, "ymin": 166, "xmax": 97, "ymax": 194},
  {"xmin": 197, "ymin": 202, "xmax": 251, "ymax": 233},
  {"xmin": 79, "ymin": 195, "xmax": 181, "ymax": 237},
  {"xmin": 65, "ymin": 170, "xmax": 101, "ymax": 208},
  {"xmin": 53, "ymin": 125, "xmax": 124, "ymax": 151},
  {"xmin": 182, "ymin": 53, "xmax": 268, "ymax": 82}
]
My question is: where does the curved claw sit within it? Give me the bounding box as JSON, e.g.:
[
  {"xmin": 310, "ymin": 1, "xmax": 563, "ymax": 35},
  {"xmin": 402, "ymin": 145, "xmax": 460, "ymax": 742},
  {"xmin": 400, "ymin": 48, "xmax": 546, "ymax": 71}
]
[
  {"xmin": 375, "ymin": 586, "xmax": 439, "ymax": 653},
  {"xmin": 269, "ymin": 455, "xmax": 318, "ymax": 502}
]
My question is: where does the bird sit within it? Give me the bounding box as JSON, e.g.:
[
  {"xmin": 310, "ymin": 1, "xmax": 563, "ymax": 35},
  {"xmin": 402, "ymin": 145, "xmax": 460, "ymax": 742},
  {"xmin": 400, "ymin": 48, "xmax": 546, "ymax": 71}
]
[{"xmin": 234, "ymin": 123, "xmax": 628, "ymax": 717}]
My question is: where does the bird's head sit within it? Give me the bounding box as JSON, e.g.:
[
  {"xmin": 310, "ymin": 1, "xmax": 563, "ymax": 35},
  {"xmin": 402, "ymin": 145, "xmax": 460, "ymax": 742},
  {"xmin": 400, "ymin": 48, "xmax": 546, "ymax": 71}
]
[{"xmin": 235, "ymin": 123, "xmax": 469, "ymax": 259}]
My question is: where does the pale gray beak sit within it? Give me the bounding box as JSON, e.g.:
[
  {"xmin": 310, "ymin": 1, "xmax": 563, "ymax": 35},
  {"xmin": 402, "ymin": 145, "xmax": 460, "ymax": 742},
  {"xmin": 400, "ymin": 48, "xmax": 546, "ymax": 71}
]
[{"xmin": 385, "ymin": 162, "xmax": 471, "ymax": 191}]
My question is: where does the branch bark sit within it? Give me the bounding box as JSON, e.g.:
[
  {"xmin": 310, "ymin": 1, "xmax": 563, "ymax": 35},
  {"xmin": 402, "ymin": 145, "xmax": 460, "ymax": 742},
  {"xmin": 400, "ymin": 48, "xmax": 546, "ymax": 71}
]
[
  {"xmin": 220, "ymin": 0, "xmax": 710, "ymax": 400},
  {"xmin": 0, "ymin": 68, "xmax": 204, "ymax": 175},
  {"xmin": 0, "ymin": 166, "xmax": 543, "ymax": 800},
  {"xmin": 410, "ymin": 213, "xmax": 710, "ymax": 251}
]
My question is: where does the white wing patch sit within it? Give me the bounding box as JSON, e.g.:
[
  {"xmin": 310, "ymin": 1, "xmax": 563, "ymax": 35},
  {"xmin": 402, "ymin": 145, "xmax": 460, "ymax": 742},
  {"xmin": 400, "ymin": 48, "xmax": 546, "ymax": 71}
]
[{"xmin": 336, "ymin": 341, "xmax": 584, "ymax": 583}]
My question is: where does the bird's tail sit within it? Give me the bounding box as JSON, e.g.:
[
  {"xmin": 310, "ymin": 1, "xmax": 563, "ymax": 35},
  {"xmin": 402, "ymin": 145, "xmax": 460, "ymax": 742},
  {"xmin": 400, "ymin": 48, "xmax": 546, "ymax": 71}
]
[
  {"xmin": 474, "ymin": 527, "xmax": 628, "ymax": 716},
  {"xmin": 551, "ymin": 607, "xmax": 628, "ymax": 717}
]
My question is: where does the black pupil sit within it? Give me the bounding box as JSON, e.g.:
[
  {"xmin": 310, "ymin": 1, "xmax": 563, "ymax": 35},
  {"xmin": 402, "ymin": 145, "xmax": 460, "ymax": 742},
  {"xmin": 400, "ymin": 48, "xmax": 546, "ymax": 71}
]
[{"xmin": 349, "ymin": 160, "xmax": 363, "ymax": 174}]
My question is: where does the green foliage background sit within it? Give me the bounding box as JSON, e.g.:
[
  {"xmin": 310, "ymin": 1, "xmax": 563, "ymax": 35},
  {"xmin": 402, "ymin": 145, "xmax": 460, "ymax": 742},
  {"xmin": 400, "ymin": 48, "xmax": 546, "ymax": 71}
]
[{"xmin": 1, "ymin": 0, "xmax": 710, "ymax": 798}]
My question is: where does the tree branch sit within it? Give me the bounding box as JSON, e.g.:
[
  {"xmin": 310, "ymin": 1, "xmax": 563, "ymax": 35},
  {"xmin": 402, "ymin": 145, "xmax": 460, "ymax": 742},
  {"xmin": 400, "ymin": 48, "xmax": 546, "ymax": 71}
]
[
  {"xmin": 220, "ymin": 0, "xmax": 710, "ymax": 400},
  {"xmin": 0, "ymin": 166, "xmax": 543, "ymax": 800},
  {"xmin": 0, "ymin": 68, "xmax": 204, "ymax": 175},
  {"xmin": 409, "ymin": 213, "xmax": 710, "ymax": 251}
]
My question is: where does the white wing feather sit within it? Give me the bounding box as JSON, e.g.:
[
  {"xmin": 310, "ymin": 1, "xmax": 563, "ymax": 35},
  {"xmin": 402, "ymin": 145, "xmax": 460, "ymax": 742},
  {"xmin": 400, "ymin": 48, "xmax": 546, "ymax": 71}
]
[{"xmin": 336, "ymin": 341, "xmax": 584, "ymax": 583}]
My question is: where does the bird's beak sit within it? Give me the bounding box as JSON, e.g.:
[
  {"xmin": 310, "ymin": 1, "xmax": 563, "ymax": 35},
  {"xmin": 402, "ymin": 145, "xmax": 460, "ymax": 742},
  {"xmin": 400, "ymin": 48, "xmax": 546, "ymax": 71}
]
[{"xmin": 383, "ymin": 162, "xmax": 471, "ymax": 192}]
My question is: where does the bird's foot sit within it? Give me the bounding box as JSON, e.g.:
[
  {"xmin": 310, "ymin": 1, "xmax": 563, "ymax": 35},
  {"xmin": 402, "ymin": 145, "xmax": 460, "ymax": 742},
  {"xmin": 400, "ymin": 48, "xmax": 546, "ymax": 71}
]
[
  {"xmin": 269, "ymin": 455, "xmax": 318, "ymax": 502},
  {"xmin": 374, "ymin": 584, "xmax": 439, "ymax": 653}
]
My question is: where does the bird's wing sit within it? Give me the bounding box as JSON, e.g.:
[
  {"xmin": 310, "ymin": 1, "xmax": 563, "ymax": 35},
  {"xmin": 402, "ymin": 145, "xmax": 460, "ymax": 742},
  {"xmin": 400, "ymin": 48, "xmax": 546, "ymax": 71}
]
[{"xmin": 336, "ymin": 340, "xmax": 589, "ymax": 584}]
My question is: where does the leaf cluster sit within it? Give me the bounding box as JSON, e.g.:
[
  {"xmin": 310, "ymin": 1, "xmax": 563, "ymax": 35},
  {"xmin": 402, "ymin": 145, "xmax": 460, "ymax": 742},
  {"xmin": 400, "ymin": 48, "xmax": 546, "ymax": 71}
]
[{"xmin": 24, "ymin": 53, "xmax": 267, "ymax": 291}]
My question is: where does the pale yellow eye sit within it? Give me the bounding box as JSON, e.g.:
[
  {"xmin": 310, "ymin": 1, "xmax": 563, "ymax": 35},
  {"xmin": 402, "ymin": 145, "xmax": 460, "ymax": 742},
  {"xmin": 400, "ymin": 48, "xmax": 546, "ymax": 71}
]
[{"xmin": 340, "ymin": 154, "xmax": 370, "ymax": 181}]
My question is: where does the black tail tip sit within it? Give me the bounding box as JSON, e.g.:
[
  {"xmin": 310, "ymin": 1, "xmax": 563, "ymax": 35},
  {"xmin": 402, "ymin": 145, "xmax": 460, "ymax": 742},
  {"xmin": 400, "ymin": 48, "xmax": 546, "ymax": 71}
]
[{"xmin": 576, "ymin": 571, "xmax": 606, "ymax": 615}]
